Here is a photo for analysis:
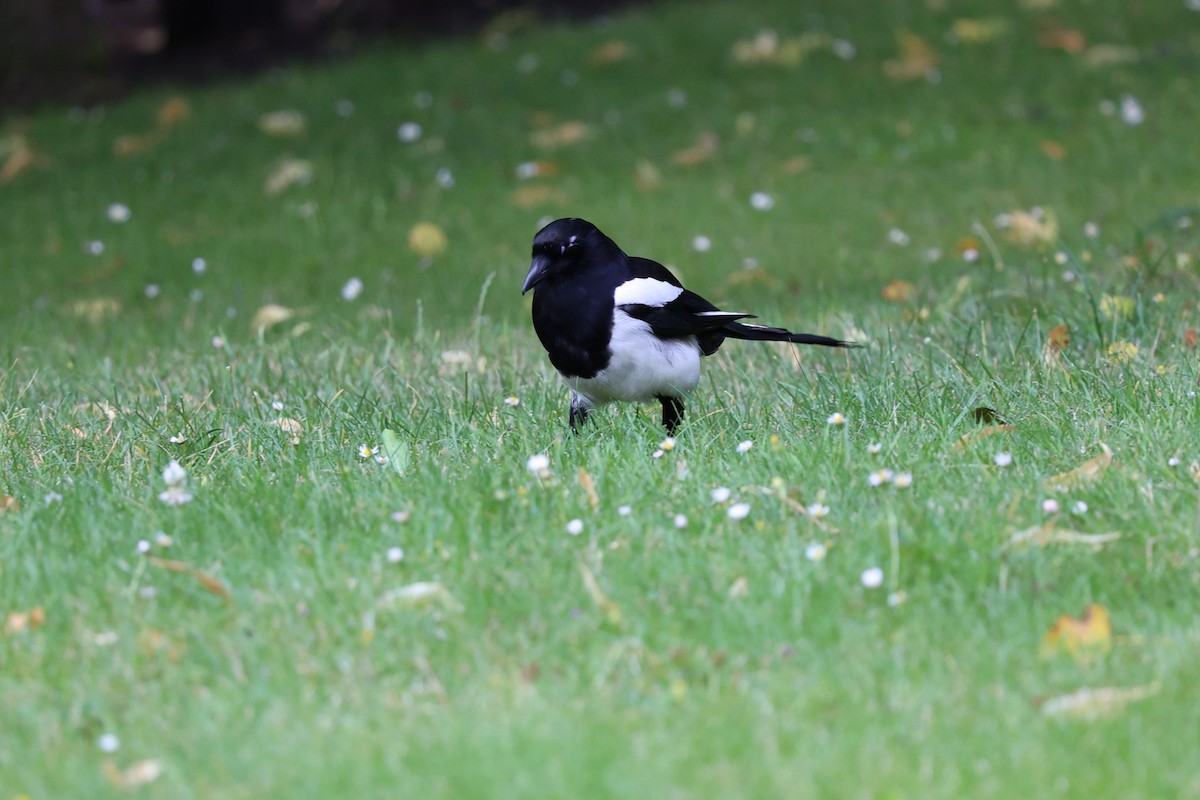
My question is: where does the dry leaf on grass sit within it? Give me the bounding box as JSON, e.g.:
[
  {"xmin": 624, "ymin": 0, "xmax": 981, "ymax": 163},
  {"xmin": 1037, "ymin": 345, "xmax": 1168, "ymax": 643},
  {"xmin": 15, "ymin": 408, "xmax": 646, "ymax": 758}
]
[
  {"xmin": 258, "ymin": 110, "xmax": 307, "ymax": 137},
  {"xmin": 1, "ymin": 140, "xmax": 39, "ymax": 182},
  {"xmin": 1042, "ymin": 604, "xmax": 1113, "ymax": 660},
  {"xmin": 103, "ymin": 759, "xmax": 164, "ymax": 789},
  {"xmin": 5, "ymin": 606, "xmax": 46, "ymax": 635},
  {"xmin": 0, "ymin": 496, "xmax": 19, "ymax": 515},
  {"xmin": 1044, "ymin": 323, "xmax": 1070, "ymax": 366},
  {"xmin": 672, "ymin": 132, "xmax": 718, "ymax": 166},
  {"xmin": 251, "ymin": 304, "xmax": 295, "ymax": 334},
  {"xmin": 883, "ymin": 30, "xmax": 939, "ymax": 80},
  {"xmin": 578, "ymin": 467, "xmax": 600, "ymax": 509},
  {"xmin": 881, "ymin": 278, "xmax": 917, "ymax": 303},
  {"xmin": 949, "ymin": 17, "xmax": 1010, "ymax": 44},
  {"xmin": 589, "ymin": 40, "xmax": 632, "ymax": 65},
  {"xmin": 1037, "ymin": 26, "xmax": 1087, "ymax": 54},
  {"xmin": 264, "ymin": 158, "xmax": 313, "ymax": 195},
  {"xmin": 147, "ymin": 557, "xmax": 232, "ymax": 603},
  {"xmin": 1039, "ymin": 140, "xmax": 1067, "ymax": 160},
  {"xmin": 1003, "ymin": 209, "xmax": 1059, "ymax": 247},
  {"xmin": 70, "ymin": 298, "xmax": 122, "ymax": 324},
  {"xmin": 955, "ymin": 424, "xmax": 1015, "ymax": 450},
  {"xmin": 1046, "ymin": 443, "xmax": 1113, "ymax": 490},
  {"xmin": 578, "ymin": 561, "xmax": 622, "ymax": 624},
  {"xmin": 1006, "ymin": 524, "xmax": 1120, "ymax": 550},
  {"xmin": 529, "ymin": 120, "xmax": 590, "ymax": 149},
  {"xmin": 377, "ymin": 581, "xmax": 461, "ymax": 612},
  {"xmin": 510, "ymin": 184, "xmax": 567, "ymax": 208},
  {"xmin": 1041, "ymin": 683, "xmax": 1159, "ymax": 719},
  {"xmin": 634, "ymin": 160, "xmax": 662, "ymax": 191}
]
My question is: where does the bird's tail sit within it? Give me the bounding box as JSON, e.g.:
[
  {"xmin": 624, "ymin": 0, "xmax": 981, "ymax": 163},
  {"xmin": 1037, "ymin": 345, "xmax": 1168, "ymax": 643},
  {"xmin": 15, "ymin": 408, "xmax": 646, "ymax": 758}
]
[{"xmin": 723, "ymin": 321, "xmax": 858, "ymax": 348}]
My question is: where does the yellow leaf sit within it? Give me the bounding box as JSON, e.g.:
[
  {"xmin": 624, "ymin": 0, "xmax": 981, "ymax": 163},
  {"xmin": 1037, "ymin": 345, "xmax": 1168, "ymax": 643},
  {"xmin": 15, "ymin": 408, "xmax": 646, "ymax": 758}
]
[
  {"xmin": 954, "ymin": 424, "xmax": 1015, "ymax": 450},
  {"xmin": 264, "ymin": 158, "xmax": 313, "ymax": 195},
  {"xmin": 1046, "ymin": 443, "xmax": 1113, "ymax": 490},
  {"xmin": 1003, "ymin": 209, "xmax": 1059, "ymax": 247},
  {"xmin": 1106, "ymin": 341, "xmax": 1138, "ymax": 364},
  {"xmin": 671, "ymin": 131, "xmax": 718, "ymax": 166},
  {"xmin": 883, "ymin": 30, "xmax": 939, "ymax": 81},
  {"xmin": 251, "ymin": 303, "xmax": 295, "ymax": 334},
  {"xmin": 408, "ymin": 221, "xmax": 448, "ymax": 257},
  {"xmin": 881, "ymin": 278, "xmax": 917, "ymax": 303},
  {"xmin": 1099, "ymin": 294, "xmax": 1135, "ymax": 321},
  {"xmin": 950, "ymin": 17, "xmax": 1010, "ymax": 44},
  {"xmin": 258, "ymin": 109, "xmax": 307, "ymax": 137},
  {"xmin": 1042, "ymin": 604, "xmax": 1113, "ymax": 660},
  {"xmin": 578, "ymin": 561, "xmax": 622, "ymax": 625},
  {"xmin": 147, "ymin": 557, "xmax": 232, "ymax": 603},
  {"xmin": 577, "ymin": 467, "xmax": 599, "ymax": 510},
  {"xmin": 1041, "ymin": 683, "xmax": 1159, "ymax": 719},
  {"xmin": 529, "ymin": 120, "xmax": 590, "ymax": 149}
]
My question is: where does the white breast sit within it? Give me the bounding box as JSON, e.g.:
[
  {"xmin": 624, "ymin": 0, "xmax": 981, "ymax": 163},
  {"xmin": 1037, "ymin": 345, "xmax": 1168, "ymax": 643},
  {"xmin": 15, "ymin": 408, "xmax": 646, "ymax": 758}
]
[{"xmin": 565, "ymin": 310, "xmax": 701, "ymax": 405}]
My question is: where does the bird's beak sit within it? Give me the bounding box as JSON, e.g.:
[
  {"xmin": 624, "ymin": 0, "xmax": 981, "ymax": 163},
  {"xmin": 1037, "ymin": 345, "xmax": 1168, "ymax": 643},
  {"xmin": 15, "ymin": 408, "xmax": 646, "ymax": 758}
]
[{"xmin": 521, "ymin": 254, "xmax": 550, "ymax": 295}]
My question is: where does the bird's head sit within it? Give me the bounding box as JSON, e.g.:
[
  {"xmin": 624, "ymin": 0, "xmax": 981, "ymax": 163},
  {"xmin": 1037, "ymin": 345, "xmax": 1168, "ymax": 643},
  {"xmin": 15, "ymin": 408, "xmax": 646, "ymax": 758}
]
[{"xmin": 521, "ymin": 217, "xmax": 610, "ymax": 294}]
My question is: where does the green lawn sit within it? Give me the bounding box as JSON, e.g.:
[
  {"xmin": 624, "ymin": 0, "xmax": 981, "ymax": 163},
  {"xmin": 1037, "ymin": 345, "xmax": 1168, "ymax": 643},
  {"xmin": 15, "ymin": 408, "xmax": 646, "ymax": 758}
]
[{"xmin": 3, "ymin": 0, "xmax": 1200, "ymax": 796}]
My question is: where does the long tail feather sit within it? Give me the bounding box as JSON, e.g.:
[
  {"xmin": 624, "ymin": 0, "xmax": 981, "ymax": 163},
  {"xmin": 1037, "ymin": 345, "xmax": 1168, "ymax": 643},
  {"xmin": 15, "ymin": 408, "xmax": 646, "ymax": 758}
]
[{"xmin": 723, "ymin": 321, "xmax": 859, "ymax": 348}]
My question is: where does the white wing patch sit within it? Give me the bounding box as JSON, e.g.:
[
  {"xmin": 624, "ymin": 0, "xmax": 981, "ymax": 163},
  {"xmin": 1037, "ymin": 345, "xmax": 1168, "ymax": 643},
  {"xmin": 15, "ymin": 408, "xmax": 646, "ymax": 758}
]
[{"xmin": 613, "ymin": 277, "xmax": 683, "ymax": 307}]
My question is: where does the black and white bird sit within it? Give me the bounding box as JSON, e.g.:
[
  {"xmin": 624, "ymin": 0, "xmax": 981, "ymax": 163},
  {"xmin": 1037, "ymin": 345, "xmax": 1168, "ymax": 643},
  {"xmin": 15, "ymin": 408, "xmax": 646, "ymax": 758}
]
[{"xmin": 521, "ymin": 218, "xmax": 857, "ymax": 433}]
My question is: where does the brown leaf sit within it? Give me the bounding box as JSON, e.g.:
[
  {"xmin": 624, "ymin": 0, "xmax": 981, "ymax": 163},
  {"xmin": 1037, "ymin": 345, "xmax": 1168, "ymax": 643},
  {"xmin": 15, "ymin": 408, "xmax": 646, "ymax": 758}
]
[
  {"xmin": 1184, "ymin": 328, "xmax": 1198, "ymax": 348},
  {"xmin": 155, "ymin": 96, "xmax": 190, "ymax": 129},
  {"xmin": 147, "ymin": 557, "xmax": 232, "ymax": 603},
  {"xmin": 1046, "ymin": 443, "xmax": 1112, "ymax": 490},
  {"xmin": 0, "ymin": 496, "xmax": 18, "ymax": 515},
  {"xmin": 1044, "ymin": 323, "xmax": 1070, "ymax": 366},
  {"xmin": 4, "ymin": 606, "xmax": 45, "ymax": 635},
  {"xmin": 1003, "ymin": 209, "xmax": 1059, "ymax": 247},
  {"xmin": 955, "ymin": 424, "xmax": 1015, "ymax": 450},
  {"xmin": 113, "ymin": 132, "xmax": 164, "ymax": 157},
  {"xmin": 883, "ymin": 30, "xmax": 939, "ymax": 81},
  {"xmin": 103, "ymin": 759, "xmax": 164, "ymax": 789},
  {"xmin": 510, "ymin": 184, "xmax": 567, "ymax": 208},
  {"xmin": 1039, "ymin": 140, "xmax": 1067, "ymax": 160},
  {"xmin": 589, "ymin": 40, "xmax": 632, "ymax": 66},
  {"xmin": 1037, "ymin": 26, "xmax": 1087, "ymax": 54},
  {"xmin": 671, "ymin": 131, "xmax": 718, "ymax": 166},
  {"xmin": 881, "ymin": 278, "xmax": 917, "ymax": 303},
  {"xmin": 577, "ymin": 467, "xmax": 600, "ymax": 510},
  {"xmin": 1041, "ymin": 683, "xmax": 1158, "ymax": 719},
  {"xmin": 529, "ymin": 120, "xmax": 590, "ymax": 149},
  {"xmin": 1, "ymin": 143, "xmax": 38, "ymax": 182}
]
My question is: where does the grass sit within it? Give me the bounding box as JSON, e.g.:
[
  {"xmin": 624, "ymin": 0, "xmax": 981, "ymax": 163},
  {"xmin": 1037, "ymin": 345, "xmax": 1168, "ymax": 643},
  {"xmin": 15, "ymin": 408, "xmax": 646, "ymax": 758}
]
[{"xmin": 3, "ymin": 0, "xmax": 1200, "ymax": 796}]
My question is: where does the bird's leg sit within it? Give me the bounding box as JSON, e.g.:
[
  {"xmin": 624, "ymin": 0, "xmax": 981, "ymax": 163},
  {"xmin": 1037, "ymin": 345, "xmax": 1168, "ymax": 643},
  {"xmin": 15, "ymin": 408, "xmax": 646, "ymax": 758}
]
[
  {"xmin": 658, "ymin": 395, "xmax": 684, "ymax": 434},
  {"xmin": 568, "ymin": 393, "xmax": 591, "ymax": 433}
]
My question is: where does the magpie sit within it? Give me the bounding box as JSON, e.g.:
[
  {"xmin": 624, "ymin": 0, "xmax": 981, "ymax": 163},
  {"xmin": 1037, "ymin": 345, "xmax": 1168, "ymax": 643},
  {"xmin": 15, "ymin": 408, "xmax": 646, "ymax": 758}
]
[{"xmin": 521, "ymin": 217, "xmax": 857, "ymax": 433}]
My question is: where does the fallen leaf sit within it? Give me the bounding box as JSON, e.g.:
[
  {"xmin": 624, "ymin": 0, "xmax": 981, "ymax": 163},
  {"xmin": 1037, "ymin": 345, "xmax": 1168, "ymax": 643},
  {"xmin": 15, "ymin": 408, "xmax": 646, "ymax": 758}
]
[
  {"xmin": 671, "ymin": 131, "xmax": 718, "ymax": 166},
  {"xmin": 781, "ymin": 155, "xmax": 810, "ymax": 175},
  {"xmin": 955, "ymin": 424, "xmax": 1015, "ymax": 450},
  {"xmin": 578, "ymin": 467, "xmax": 599, "ymax": 509},
  {"xmin": 589, "ymin": 40, "xmax": 632, "ymax": 66},
  {"xmin": 70, "ymin": 297, "xmax": 122, "ymax": 324},
  {"xmin": 1099, "ymin": 294, "xmax": 1135, "ymax": 321},
  {"xmin": 377, "ymin": 581, "xmax": 461, "ymax": 611},
  {"xmin": 883, "ymin": 30, "xmax": 939, "ymax": 81},
  {"xmin": 1039, "ymin": 140, "xmax": 1067, "ymax": 160},
  {"xmin": 408, "ymin": 221, "xmax": 448, "ymax": 257},
  {"xmin": 1106, "ymin": 341, "xmax": 1138, "ymax": 364},
  {"xmin": 113, "ymin": 132, "xmax": 164, "ymax": 157},
  {"xmin": 251, "ymin": 304, "xmax": 295, "ymax": 334},
  {"xmin": 529, "ymin": 120, "xmax": 590, "ymax": 149},
  {"xmin": 258, "ymin": 109, "xmax": 307, "ymax": 137},
  {"xmin": 950, "ymin": 17, "xmax": 1010, "ymax": 44},
  {"xmin": 1041, "ymin": 683, "xmax": 1158, "ymax": 719},
  {"xmin": 1044, "ymin": 323, "xmax": 1070, "ymax": 366},
  {"xmin": 633, "ymin": 160, "xmax": 662, "ymax": 192},
  {"xmin": 1042, "ymin": 604, "xmax": 1113, "ymax": 660},
  {"xmin": 881, "ymin": 278, "xmax": 917, "ymax": 303},
  {"xmin": 264, "ymin": 158, "xmax": 313, "ymax": 195},
  {"xmin": 1007, "ymin": 524, "xmax": 1120, "ymax": 549},
  {"xmin": 102, "ymin": 758, "xmax": 164, "ymax": 789},
  {"xmin": 515, "ymin": 159, "xmax": 560, "ymax": 179},
  {"xmin": 1046, "ymin": 443, "xmax": 1113, "ymax": 490},
  {"xmin": 155, "ymin": 96, "xmax": 190, "ymax": 129},
  {"xmin": 510, "ymin": 184, "xmax": 567, "ymax": 208},
  {"xmin": 1037, "ymin": 26, "xmax": 1087, "ymax": 54},
  {"xmin": 380, "ymin": 428, "xmax": 410, "ymax": 477},
  {"xmin": 728, "ymin": 576, "xmax": 750, "ymax": 598},
  {"xmin": 578, "ymin": 561, "xmax": 622, "ymax": 624},
  {"xmin": 1185, "ymin": 329, "xmax": 1199, "ymax": 348},
  {"xmin": 1083, "ymin": 44, "xmax": 1140, "ymax": 68},
  {"xmin": 271, "ymin": 417, "xmax": 303, "ymax": 435},
  {"xmin": 0, "ymin": 496, "xmax": 19, "ymax": 515},
  {"xmin": 4, "ymin": 606, "xmax": 45, "ymax": 635},
  {"xmin": 1, "ymin": 141, "xmax": 38, "ymax": 182},
  {"xmin": 147, "ymin": 557, "xmax": 232, "ymax": 603},
  {"xmin": 1003, "ymin": 209, "xmax": 1058, "ymax": 247}
]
